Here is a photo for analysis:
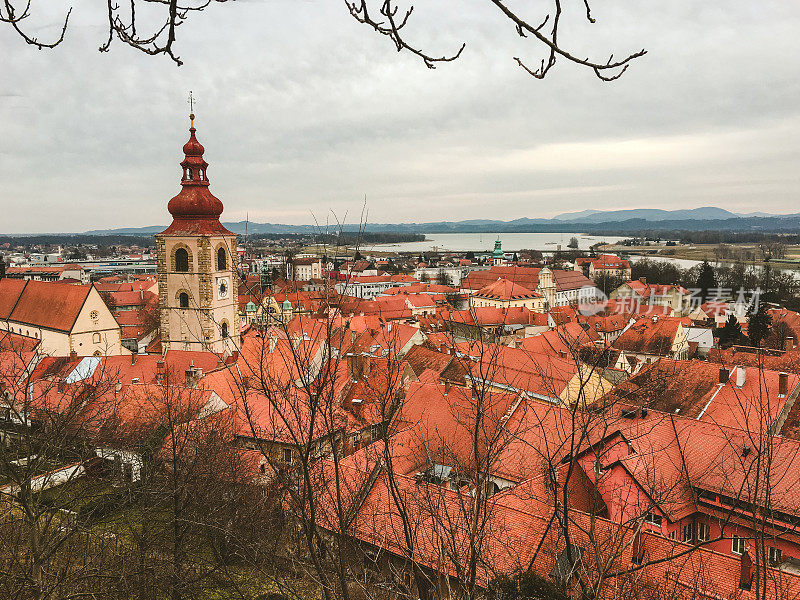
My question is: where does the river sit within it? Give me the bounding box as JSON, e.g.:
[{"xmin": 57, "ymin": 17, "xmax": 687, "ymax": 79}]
[
  {"xmin": 627, "ymin": 254, "xmax": 800, "ymax": 280},
  {"xmin": 368, "ymin": 232, "xmax": 626, "ymax": 253}
]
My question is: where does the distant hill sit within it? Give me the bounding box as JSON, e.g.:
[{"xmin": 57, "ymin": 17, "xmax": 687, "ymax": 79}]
[
  {"xmin": 81, "ymin": 207, "xmax": 800, "ymax": 237},
  {"xmin": 552, "ymin": 207, "xmax": 741, "ymax": 223}
]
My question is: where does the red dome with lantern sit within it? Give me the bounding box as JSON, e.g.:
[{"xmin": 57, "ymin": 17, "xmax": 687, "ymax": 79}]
[{"xmin": 159, "ymin": 114, "xmax": 233, "ymax": 236}]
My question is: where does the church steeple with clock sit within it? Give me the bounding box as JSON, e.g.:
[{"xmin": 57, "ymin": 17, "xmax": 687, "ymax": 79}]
[{"xmin": 155, "ymin": 111, "xmax": 239, "ymax": 353}]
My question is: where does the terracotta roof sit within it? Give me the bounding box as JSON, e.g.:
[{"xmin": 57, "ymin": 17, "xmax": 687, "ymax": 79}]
[
  {"xmin": 591, "ymin": 254, "xmax": 631, "ymax": 269},
  {"xmin": 462, "ymin": 266, "xmax": 595, "ymax": 293},
  {"xmin": 473, "ymin": 278, "xmax": 541, "ymax": 301},
  {"xmin": 441, "ymin": 306, "xmax": 543, "ymax": 327},
  {"xmin": 603, "ymin": 358, "xmax": 799, "ymax": 433},
  {"xmin": 0, "ymin": 329, "xmax": 41, "ymax": 353},
  {"xmin": 402, "ymin": 345, "xmax": 453, "ymax": 378},
  {"xmin": 0, "ymin": 279, "xmax": 93, "ymax": 332},
  {"xmin": 0, "ymin": 278, "xmax": 27, "ymax": 319},
  {"xmin": 612, "ymin": 316, "xmax": 684, "ymax": 356}
]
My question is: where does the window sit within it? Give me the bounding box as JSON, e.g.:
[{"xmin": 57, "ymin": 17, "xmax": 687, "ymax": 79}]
[
  {"xmin": 682, "ymin": 523, "xmax": 694, "ymax": 543},
  {"xmin": 179, "ymin": 292, "xmax": 189, "ymax": 309},
  {"xmin": 370, "ymin": 424, "xmax": 381, "ymax": 441},
  {"xmin": 217, "ymin": 247, "xmax": 227, "ymax": 270},
  {"xmin": 769, "ymin": 547, "xmax": 782, "ymax": 566},
  {"xmin": 644, "ymin": 512, "xmax": 663, "ymax": 526},
  {"xmin": 175, "ymin": 248, "xmax": 189, "ymax": 272},
  {"xmin": 352, "ymin": 431, "xmax": 362, "ymax": 451},
  {"xmin": 282, "ymin": 448, "xmax": 292, "ymax": 464},
  {"xmin": 221, "ymin": 321, "xmax": 228, "ymax": 338},
  {"xmin": 668, "ymin": 531, "xmax": 676, "ymax": 540},
  {"xmin": 697, "ymin": 523, "xmax": 710, "ymax": 542},
  {"xmin": 732, "ymin": 535, "xmax": 746, "ymax": 555},
  {"xmin": 92, "ymin": 332, "xmax": 102, "ymax": 344},
  {"xmin": 90, "ymin": 309, "xmax": 99, "ymax": 323}
]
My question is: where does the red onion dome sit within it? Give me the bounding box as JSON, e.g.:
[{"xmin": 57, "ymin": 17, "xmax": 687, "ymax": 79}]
[
  {"xmin": 167, "ymin": 117, "xmax": 223, "ymax": 219},
  {"xmin": 182, "ymin": 116, "xmax": 205, "ymax": 156}
]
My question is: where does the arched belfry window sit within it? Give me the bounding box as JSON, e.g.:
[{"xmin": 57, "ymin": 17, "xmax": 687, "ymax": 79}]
[
  {"xmin": 217, "ymin": 247, "xmax": 227, "ymax": 270},
  {"xmin": 175, "ymin": 248, "xmax": 189, "ymax": 272},
  {"xmin": 221, "ymin": 321, "xmax": 229, "ymax": 338},
  {"xmin": 179, "ymin": 292, "xmax": 190, "ymax": 309}
]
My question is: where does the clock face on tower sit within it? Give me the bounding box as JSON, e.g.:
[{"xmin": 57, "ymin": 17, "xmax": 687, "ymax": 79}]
[{"xmin": 216, "ymin": 277, "xmax": 229, "ymax": 300}]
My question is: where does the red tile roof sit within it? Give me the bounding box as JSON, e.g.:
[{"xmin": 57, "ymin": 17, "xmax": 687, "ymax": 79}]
[
  {"xmin": 0, "ymin": 279, "xmax": 93, "ymax": 332},
  {"xmin": 473, "ymin": 278, "xmax": 542, "ymax": 301},
  {"xmin": 612, "ymin": 316, "xmax": 684, "ymax": 356}
]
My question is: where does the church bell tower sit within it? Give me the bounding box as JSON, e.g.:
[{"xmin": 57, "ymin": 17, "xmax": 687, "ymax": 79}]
[{"xmin": 156, "ymin": 112, "xmax": 239, "ymax": 353}]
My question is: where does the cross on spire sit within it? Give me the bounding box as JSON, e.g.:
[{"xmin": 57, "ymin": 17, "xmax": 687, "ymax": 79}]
[{"xmin": 187, "ymin": 91, "xmax": 196, "ymax": 127}]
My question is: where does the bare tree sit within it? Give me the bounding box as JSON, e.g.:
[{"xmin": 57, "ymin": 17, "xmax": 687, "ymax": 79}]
[{"xmin": 3, "ymin": 0, "xmax": 645, "ymax": 76}]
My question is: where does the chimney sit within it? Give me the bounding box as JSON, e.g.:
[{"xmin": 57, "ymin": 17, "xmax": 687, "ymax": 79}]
[
  {"xmin": 739, "ymin": 550, "xmax": 753, "ymax": 591},
  {"xmin": 719, "ymin": 367, "xmax": 729, "ymax": 384},
  {"xmin": 786, "ymin": 336, "xmax": 795, "ymax": 352},
  {"xmin": 69, "ymin": 350, "xmax": 77, "ymax": 361},
  {"xmin": 444, "ymin": 379, "xmax": 451, "ymax": 395},
  {"xmin": 269, "ymin": 335, "xmax": 277, "ymax": 353},
  {"xmin": 736, "ymin": 366, "xmax": 746, "ymax": 389},
  {"xmin": 779, "ymin": 372, "xmax": 789, "ymax": 397},
  {"xmin": 156, "ymin": 360, "xmax": 165, "ymax": 384},
  {"xmin": 185, "ymin": 364, "xmax": 202, "ymax": 387}
]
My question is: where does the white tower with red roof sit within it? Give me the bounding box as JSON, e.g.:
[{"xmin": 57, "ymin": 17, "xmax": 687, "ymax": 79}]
[{"xmin": 155, "ymin": 113, "xmax": 239, "ymax": 353}]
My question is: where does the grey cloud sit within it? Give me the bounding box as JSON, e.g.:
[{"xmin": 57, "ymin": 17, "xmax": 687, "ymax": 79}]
[{"xmin": 1, "ymin": 0, "xmax": 799, "ymax": 233}]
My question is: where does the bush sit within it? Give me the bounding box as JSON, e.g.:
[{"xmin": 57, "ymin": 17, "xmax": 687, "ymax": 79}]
[{"xmin": 487, "ymin": 570, "xmax": 570, "ymax": 600}]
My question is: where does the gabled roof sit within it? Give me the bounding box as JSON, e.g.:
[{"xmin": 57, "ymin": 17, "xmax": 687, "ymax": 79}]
[
  {"xmin": 440, "ymin": 306, "xmax": 543, "ymax": 327},
  {"xmin": 602, "ymin": 358, "xmax": 798, "ymax": 433},
  {"xmin": 461, "ymin": 266, "xmax": 595, "ymax": 293},
  {"xmin": 403, "ymin": 345, "xmax": 454, "ymax": 378},
  {"xmin": 591, "ymin": 254, "xmax": 631, "ymax": 269},
  {"xmin": 0, "ymin": 279, "xmax": 93, "ymax": 332},
  {"xmin": 473, "ymin": 278, "xmax": 541, "ymax": 301},
  {"xmin": 0, "ymin": 278, "xmax": 27, "ymax": 319},
  {"xmin": 612, "ymin": 316, "xmax": 684, "ymax": 355},
  {"xmin": 621, "ymin": 279, "xmax": 689, "ymax": 300}
]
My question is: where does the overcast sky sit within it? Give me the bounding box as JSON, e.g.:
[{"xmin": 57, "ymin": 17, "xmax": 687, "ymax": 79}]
[{"xmin": 1, "ymin": 0, "xmax": 799, "ymax": 233}]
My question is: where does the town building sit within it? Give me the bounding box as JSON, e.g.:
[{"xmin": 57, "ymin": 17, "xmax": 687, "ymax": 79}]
[
  {"xmin": 609, "ymin": 277, "xmax": 689, "ymax": 314},
  {"xmin": 461, "ymin": 265, "xmax": 599, "ymax": 308},
  {"xmin": 0, "ymin": 279, "xmax": 128, "ymax": 356},
  {"xmin": 575, "ymin": 254, "xmax": 632, "ymax": 280},
  {"xmin": 469, "ymin": 278, "xmax": 546, "ymax": 312}
]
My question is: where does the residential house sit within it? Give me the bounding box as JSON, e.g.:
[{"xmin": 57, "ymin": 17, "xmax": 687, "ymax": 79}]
[
  {"xmin": 469, "ymin": 278, "xmax": 546, "ymax": 312},
  {"xmin": 609, "ymin": 278, "xmax": 689, "ymax": 314},
  {"xmin": 0, "ymin": 279, "xmax": 129, "ymax": 356}
]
